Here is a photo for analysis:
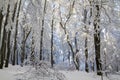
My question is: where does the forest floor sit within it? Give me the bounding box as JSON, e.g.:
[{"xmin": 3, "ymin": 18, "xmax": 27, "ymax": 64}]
[
  {"xmin": 0, "ymin": 64, "xmax": 120, "ymax": 80},
  {"xmin": 61, "ymin": 71, "xmax": 118, "ymax": 80}
]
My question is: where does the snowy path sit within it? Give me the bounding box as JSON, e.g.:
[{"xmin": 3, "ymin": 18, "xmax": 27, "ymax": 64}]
[
  {"xmin": 0, "ymin": 65, "xmax": 28, "ymax": 80},
  {"xmin": 0, "ymin": 65, "xmax": 120, "ymax": 80},
  {"xmin": 0, "ymin": 69, "xmax": 15, "ymax": 80}
]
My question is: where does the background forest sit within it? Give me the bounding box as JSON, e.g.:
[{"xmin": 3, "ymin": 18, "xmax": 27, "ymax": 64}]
[{"xmin": 0, "ymin": 0, "xmax": 120, "ymax": 80}]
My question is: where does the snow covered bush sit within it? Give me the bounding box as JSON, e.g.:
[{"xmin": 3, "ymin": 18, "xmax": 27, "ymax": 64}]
[{"xmin": 16, "ymin": 61, "xmax": 67, "ymax": 80}]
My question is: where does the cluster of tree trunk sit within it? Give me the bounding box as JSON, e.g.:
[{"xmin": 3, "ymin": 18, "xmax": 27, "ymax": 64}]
[
  {"xmin": 0, "ymin": 0, "xmax": 103, "ymax": 76},
  {"xmin": 0, "ymin": 0, "xmax": 31, "ymax": 68},
  {"xmin": 0, "ymin": 1, "xmax": 11, "ymax": 69},
  {"xmin": 89, "ymin": 0, "xmax": 102, "ymax": 75}
]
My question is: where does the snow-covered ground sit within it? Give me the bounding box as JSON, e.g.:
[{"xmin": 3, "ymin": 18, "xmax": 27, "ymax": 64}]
[
  {"xmin": 61, "ymin": 71, "xmax": 109, "ymax": 80},
  {"xmin": 0, "ymin": 69, "xmax": 15, "ymax": 80},
  {"xmin": 0, "ymin": 65, "xmax": 29, "ymax": 80},
  {"xmin": 0, "ymin": 65, "xmax": 120, "ymax": 80}
]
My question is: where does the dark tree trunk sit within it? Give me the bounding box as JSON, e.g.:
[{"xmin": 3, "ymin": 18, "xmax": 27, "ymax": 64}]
[
  {"xmin": 60, "ymin": 20, "xmax": 79, "ymax": 70},
  {"xmin": 5, "ymin": 2, "xmax": 17, "ymax": 66},
  {"xmin": 61, "ymin": 25, "xmax": 79, "ymax": 69},
  {"xmin": 85, "ymin": 37, "xmax": 89, "ymax": 72},
  {"xmin": 40, "ymin": 0, "xmax": 47, "ymax": 60},
  {"xmin": 93, "ymin": 5, "xmax": 102, "ymax": 75},
  {"xmin": 0, "ymin": 8, "xmax": 4, "ymax": 40},
  {"xmin": 0, "ymin": 9, "xmax": 3, "ymax": 69},
  {"xmin": 5, "ymin": 30, "xmax": 11, "ymax": 67},
  {"xmin": 21, "ymin": 28, "xmax": 31, "ymax": 64},
  {"xmin": 12, "ymin": 2, "xmax": 17, "ymax": 22},
  {"xmin": 4, "ymin": 1, "xmax": 12, "ymax": 67},
  {"xmin": 0, "ymin": 2, "xmax": 10, "ymax": 69},
  {"xmin": 21, "ymin": 31, "xmax": 25, "ymax": 65},
  {"xmin": 51, "ymin": 19, "xmax": 54, "ymax": 67},
  {"xmin": 13, "ymin": 0, "xmax": 21, "ymax": 65},
  {"xmin": 0, "ymin": 18, "xmax": 7, "ymax": 69},
  {"xmin": 0, "ymin": 26, "xmax": 6, "ymax": 69},
  {"xmin": 74, "ymin": 33, "xmax": 80, "ymax": 70},
  {"xmin": 21, "ymin": 42, "xmax": 25, "ymax": 65},
  {"xmin": 60, "ymin": 27, "xmax": 79, "ymax": 70},
  {"xmin": 16, "ymin": 51, "xmax": 19, "ymax": 65},
  {"xmin": 40, "ymin": 26, "xmax": 43, "ymax": 60},
  {"xmin": 68, "ymin": 51, "xmax": 71, "ymax": 65},
  {"xmin": 66, "ymin": 33, "xmax": 79, "ymax": 70},
  {"xmin": 30, "ymin": 33, "xmax": 35, "ymax": 66},
  {"xmin": 83, "ymin": 9, "xmax": 89, "ymax": 72}
]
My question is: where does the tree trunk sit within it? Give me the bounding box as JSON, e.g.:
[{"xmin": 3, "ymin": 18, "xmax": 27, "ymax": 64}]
[
  {"xmin": 0, "ymin": 26, "xmax": 6, "ymax": 69},
  {"xmin": 40, "ymin": 26, "xmax": 43, "ymax": 60},
  {"xmin": 83, "ymin": 9, "xmax": 89, "ymax": 72},
  {"xmin": 0, "ymin": 19, "xmax": 7, "ymax": 69},
  {"xmin": 12, "ymin": 0, "xmax": 21, "ymax": 65},
  {"xmin": 21, "ymin": 28, "xmax": 31, "ymax": 65},
  {"xmin": 40, "ymin": 0, "xmax": 47, "ymax": 60},
  {"xmin": 59, "ymin": 0, "xmax": 79, "ymax": 70},
  {"xmin": 12, "ymin": 2, "xmax": 17, "ymax": 22},
  {"xmin": 93, "ymin": 5, "xmax": 102, "ymax": 75},
  {"xmin": 74, "ymin": 33, "xmax": 80, "ymax": 70},
  {"xmin": 30, "ymin": 32, "xmax": 35, "ymax": 66},
  {"xmin": 0, "ymin": 9, "xmax": 4, "ymax": 41},
  {"xmin": 85, "ymin": 36, "xmax": 89, "ymax": 72},
  {"xmin": 5, "ymin": 30, "xmax": 11, "ymax": 67},
  {"xmin": 21, "ymin": 31, "xmax": 25, "ymax": 65},
  {"xmin": 68, "ymin": 51, "xmax": 71, "ymax": 65},
  {"xmin": 16, "ymin": 51, "xmax": 19, "ymax": 65},
  {"xmin": 51, "ymin": 19, "xmax": 54, "ymax": 67},
  {"xmin": 60, "ymin": 23, "xmax": 79, "ymax": 70},
  {"xmin": 5, "ymin": 2, "xmax": 17, "ymax": 66},
  {"xmin": 0, "ymin": 2, "xmax": 10, "ymax": 69},
  {"xmin": 0, "ymin": 9, "xmax": 3, "ymax": 69}
]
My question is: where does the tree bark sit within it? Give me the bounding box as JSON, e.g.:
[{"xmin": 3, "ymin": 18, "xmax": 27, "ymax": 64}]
[
  {"xmin": 30, "ymin": 32, "xmax": 35, "ymax": 66},
  {"xmin": 85, "ymin": 36, "xmax": 89, "ymax": 72},
  {"xmin": 40, "ymin": 0, "xmax": 47, "ymax": 60},
  {"xmin": 51, "ymin": 19, "xmax": 54, "ymax": 67},
  {"xmin": 0, "ymin": 26, "xmax": 6, "ymax": 69},
  {"xmin": 0, "ymin": 9, "xmax": 4, "ymax": 42},
  {"xmin": 21, "ymin": 32, "xmax": 25, "ymax": 65},
  {"xmin": 12, "ymin": 2, "xmax": 17, "ymax": 22},
  {"xmin": 83, "ymin": 9, "xmax": 89, "ymax": 72},
  {"xmin": 5, "ymin": 30, "xmax": 11, "ymax": 67},
  {"xmin": 21, "ymin": 28, "xmax": 31, "ymax": 65},
  {"xmin": 74, "ymin": 33, "xmax": 80, "ymax": 70},
  {"xmin": 0, "ymin": 9, "xmax": 3, "ymax": 69},
  {"xmin": 12, "ymin": 0, "xmax": 21, "ymax": 65},
  {"xmin": 93, "ymin": 5, "xmax": 102, "ymax": 75},
  {"xmin": 40, "ymin": 26, "xmax": 44, "ymax": 60},
  {"xmin": 0, "ymin": 2, "xmax": 10, "ymax": 69}
]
